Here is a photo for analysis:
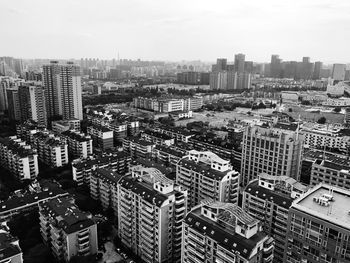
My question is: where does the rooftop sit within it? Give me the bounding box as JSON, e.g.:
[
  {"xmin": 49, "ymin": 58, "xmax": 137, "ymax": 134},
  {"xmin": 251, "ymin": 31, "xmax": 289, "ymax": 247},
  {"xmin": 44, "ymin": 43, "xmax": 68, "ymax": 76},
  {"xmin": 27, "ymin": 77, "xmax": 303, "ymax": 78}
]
[
  {"xmin": 72, "ymin": 152, "xmax": 130, "ymax": 170},
  {"xmin": 0, "ymin": 231, "xmax": 21, "ymax": 261},
  {"xmin": 293, "ymin": 184, "xmax": 350, "ymax": 229},
  {"xmin": 118, "ymin": 175, "xmax": 168, "ymax": 207},
  {"xmin": 0, "ymin": 137, "xmax": 35, "ymax": 158},
  {"xmin": 61, "ymin": 130, "xmax": 91, "ymax": 142},
  {"xmin": 124, "ymin": 136, "xmax": 155, "ymax": 147},
  {"xmin": 185, "ymin": 205, "xmax": 266, "ymax": 259},
  {"xmin": 40, "ymin": 196, "xmax": 95, "ymax": 234},
  {"xmin": 92, "ymin": 168, "xmax": 122, "ymax": 185}
]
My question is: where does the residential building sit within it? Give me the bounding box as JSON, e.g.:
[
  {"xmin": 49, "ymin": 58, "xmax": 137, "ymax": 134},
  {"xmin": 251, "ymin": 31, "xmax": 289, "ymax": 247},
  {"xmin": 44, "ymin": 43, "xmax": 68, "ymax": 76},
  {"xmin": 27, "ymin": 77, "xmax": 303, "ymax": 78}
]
[
  {"xmin": 302, "ymin": 124, "xmax": 350, "ymax": 154},
  {"xmin": 0, "ymin": 136, "xmax": 39, "ymax": 181},
  {"xmin": 117, "ymin": 166, "xmax": 188, "ymax": 263},
  {"xmin": 122, "ymin": 137, "xmax": 155, "ymax": 159},
  {"xmin": 31, "ymin": 131, "xmax": 68, "ymax": 167},
  {"xmin": 153, "ymin": 145, "xmax": 188, "ymax": 167},
  {"xmin": 39, "ymin": 197, "xmax": 98, "ymax": 262},
  {"xmin": 243, "ymin": 174, "xmax": 308, "ymax": 262},
  {"xmin": 52, "ymin": 119, "xmax": 81, "ymax": 133},
  {"xmin": 72, "ymin": 152, "xmax": 130, "ymax": 186},
  {"xmin": 87, "ymin": 124, "xmax": 114, "ymax": 150},
  {"xmin": 90, "ymin": 168, "xmax": 121, "ymax": 214},
  {"xmin": 153, "ymin": 126, "xmax": 194, "ymax": 143},
  {"xmin": 0, "ymin": 180, "xmax": 68, "ymax": 222},
  {"xmin": 176, "ymin": 150, "xmax": 239, "ymax": 209},
  {"xmin": 210, "ymin": 71, "xmax": 227, "ymax": 90},
  {"xmin": 312, "ymin": 61, "xmax": 322, "ymax": 80},
  {"xmin": 284, "ymin": 184, "xmax": 350, "ymax": 262},
  {"xmin": 182, "ymin": 200, "xmax": 274, "ymax": 263},
  {"xmin": 141, "ymin": 130, "xmax": 175, "ymax": 146},
  {"xmin": 310, "ymin": 156, "xmax": 350, "ymax": 190},
  {"xmin": 0, "ymin": 229, "xmax": 23, "ymax": 263},
  {"xmin": 241, "ymin": 124, "xmax": 304, "ymax": 187},
  {"xmin": 61, "ymin": 130, "xmax": 93, "ymax": 159},
  {"xmin": 42, "ymin": 61, "xmax": 83, "ymax": 120},
  {"xmin": 234, "ymin": 53, "xmax": 246, "ymax": 73},
  {"xmin": 7, "ymin": 87, "xmax": 21, "ymax": 121}
]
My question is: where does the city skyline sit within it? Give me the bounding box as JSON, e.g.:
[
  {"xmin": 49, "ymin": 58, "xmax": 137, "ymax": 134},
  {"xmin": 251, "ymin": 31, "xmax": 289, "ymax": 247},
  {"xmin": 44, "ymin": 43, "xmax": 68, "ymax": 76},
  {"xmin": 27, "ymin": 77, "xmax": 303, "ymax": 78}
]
[{"xmin": 1, "ymin": 0, "xmax": 350, "ymax": 63}]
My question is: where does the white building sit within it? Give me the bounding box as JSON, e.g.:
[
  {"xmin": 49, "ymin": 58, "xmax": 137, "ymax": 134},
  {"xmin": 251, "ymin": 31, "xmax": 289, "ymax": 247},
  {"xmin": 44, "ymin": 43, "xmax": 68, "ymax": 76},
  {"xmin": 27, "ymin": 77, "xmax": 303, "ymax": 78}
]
[
  {"xmin": 117, "ymin": 166, "xmax": 188, "ymax": 263},
  {"xmin": 176, "ymin": 150, "xmax": 240, "ymax": 209}
]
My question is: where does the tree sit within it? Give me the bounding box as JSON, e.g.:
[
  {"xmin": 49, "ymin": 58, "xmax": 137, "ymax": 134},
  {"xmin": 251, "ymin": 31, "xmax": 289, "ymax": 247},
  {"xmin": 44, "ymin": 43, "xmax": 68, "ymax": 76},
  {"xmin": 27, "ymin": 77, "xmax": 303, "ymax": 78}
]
[
  {"xmin": 317, "ymin": 116, "xmax": 326, "ymax": 124},
  {"xmin": 333, "ymin": 107, "xmax": 341, "ymax": 113}
]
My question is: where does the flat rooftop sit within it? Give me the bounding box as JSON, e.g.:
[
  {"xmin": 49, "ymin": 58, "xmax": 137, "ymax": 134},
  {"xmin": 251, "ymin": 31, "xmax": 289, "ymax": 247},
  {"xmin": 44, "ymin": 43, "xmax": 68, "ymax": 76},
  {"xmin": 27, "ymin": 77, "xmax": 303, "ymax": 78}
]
[{"xmin": 293, "ymin": 184, "xmax": 350, "ymax": 229}]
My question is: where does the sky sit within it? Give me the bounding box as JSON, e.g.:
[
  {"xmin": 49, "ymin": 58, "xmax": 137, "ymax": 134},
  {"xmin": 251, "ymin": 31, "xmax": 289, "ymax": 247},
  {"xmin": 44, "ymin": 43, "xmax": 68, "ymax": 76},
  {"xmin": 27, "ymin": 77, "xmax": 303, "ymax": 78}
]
[{"xmin": 1, "ymin": 0, "xmax": 350, "ymax": 63}]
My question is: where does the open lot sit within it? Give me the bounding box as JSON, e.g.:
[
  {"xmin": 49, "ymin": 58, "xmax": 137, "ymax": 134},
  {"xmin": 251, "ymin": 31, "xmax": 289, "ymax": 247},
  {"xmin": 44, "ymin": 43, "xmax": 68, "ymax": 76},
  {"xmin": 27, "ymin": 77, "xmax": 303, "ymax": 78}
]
[
  {"xmin": 282, "ymin": 104, "xmax": 345, "ymax": 124},
  {"xmin": 175, "ymin": 108, "xmax": 275, "ymax": 128}
]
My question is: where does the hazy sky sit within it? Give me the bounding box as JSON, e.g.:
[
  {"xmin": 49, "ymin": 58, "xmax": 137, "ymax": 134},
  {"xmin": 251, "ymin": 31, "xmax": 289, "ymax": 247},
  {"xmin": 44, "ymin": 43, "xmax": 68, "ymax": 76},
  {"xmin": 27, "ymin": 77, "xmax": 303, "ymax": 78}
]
[{"xmin": 1, "ymin": 0, "xmax": 350, "ymax": 63}]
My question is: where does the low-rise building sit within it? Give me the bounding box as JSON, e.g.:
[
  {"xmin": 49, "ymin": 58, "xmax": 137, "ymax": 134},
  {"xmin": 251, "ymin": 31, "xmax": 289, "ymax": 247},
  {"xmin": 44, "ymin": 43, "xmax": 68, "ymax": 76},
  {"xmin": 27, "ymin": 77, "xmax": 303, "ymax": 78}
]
[
  {"xmin": 31, "ymin": 131, "xmax": 68, "ymax": 167},
  {"xmin": 153, "ymin": 145, "xmax": 188, "ymax": 167},
  {"xmin": 61, "ymin": 130, "xmax": 93, "ymax": 159},
  {"xmin": 0, "ymin": 180, "xmax": 68, "ymax": 222},
  {"xmin": 72, "ymin": 152, "xmax": 130, "ymax": 186},
  {"xmin": 243, "ymin": 174, "xmax": 308, "ymax": 262},
  {"xmin": 182, "ymin": 200, "xmax": 274, "ymax": 263},
  {"xmin": 0, "ymin": 136, "xmax": 39, "ymax": 181},
  {"xmin": 39, "ymin": 196, "xmax": 98, "ymax": 262},
  {"xmin": 153, "ymin": 126, "xmax": 194, "ymax": 143},
  {"xmin": 87, "ymin": 124, "xmax": 114, "ymax": 150},
  {"xmin": 117, "ymin": 166, "xmax": 188, "ymax": 263},
  {"xmin": 141, "ymin": 130, "xmax": 175, "ymax": 146},
  {"xmin": 176, "ymin": 150, "xmax": 240, "ymax": 209},
  {"xmin": 122, "ymin": 137, "xmax": 155, "ymax": 159},
  {"xmin": 51, "ymin": 119, "xmax": 81, "ymax": 133}
]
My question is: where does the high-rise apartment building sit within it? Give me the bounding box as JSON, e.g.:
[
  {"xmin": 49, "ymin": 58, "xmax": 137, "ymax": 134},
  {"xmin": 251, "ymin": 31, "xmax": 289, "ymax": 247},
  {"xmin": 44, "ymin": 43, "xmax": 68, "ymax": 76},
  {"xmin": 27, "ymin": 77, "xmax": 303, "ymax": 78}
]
[
  {"xmin": 241, "ymin": 124, "xmax": 304, "ymax": 187},
  {"xmin": 0, "ymin": 136, "xmax": 39, "ymax": 181},
  {"xmin": 7, "ymin": 87, "xmax": 21, "ymax": 121},
  {"xmin": 87, "ymin": 124, "xmax": 114, "ymax": 150},
  {"xmin": 61, "ymin": 130, "xmax": 93, "ymax": 159},
  {"xmin": 39, "ymin": 196, "xmax": 98, "ymax": 262},
  {"xmin": 234, "ymin": 53, "xmax": 245, "ymax": 73},
  {"xmin": 209, "ymin": 71, "xmax": 227, "ymax": 90},
  {"xmin": 243, "ymin": 173, "xmax": 308, "ymax": 263},
  {"xmin": 284, "ymin": 184, "xmax": 350, "ymax": 262},
  {"xmin": 176, "ymin": 150, "xmax": 239, "ymax": 209},
  {"xmin": 332, "ymin": 64, "xmax": 346, "ymax": 81},
  {"xmin": 117, "ymin": 166, "xmax": 188, "ymax": 263},
  {"xmin": 182, "ymin": 200, "xmax": 275, "ymax": 263},
  {"xmin": 42, "ymin": 61, "xmax": 83, "ymax": 121},
  {"xmin": 18, "ymin": 84, "xmax": 47, "ymax": 127},
  {"xmin": 0, "ymin": 78, "xmax": 9, "ymax": 112}
]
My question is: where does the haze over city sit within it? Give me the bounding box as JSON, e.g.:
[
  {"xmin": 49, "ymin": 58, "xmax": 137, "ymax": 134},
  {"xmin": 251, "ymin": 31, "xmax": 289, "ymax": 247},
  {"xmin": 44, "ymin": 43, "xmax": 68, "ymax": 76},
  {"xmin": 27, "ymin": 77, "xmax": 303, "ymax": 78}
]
[{"xmin": 1, "ymin": 0, "xmax": 350, "ymax": 63}]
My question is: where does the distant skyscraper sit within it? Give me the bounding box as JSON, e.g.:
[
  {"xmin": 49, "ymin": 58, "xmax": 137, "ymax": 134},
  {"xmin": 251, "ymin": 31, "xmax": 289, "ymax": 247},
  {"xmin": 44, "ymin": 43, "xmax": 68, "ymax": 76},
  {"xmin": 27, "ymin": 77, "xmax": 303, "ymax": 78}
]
[
  {"xmin": 234, "ymin": 53, "xmax": 245, "ymax": 73},
  {"xmin": 216, "ymin": 58, "xmax": 227, "ymax": 71},
  {"xmin": 209, "ymin": 71, "xmax": 227, "ymax": 90},
  {"xmin": 42, "ymin": 61, "xmax": 83, "ymax": 121},
  {"xmin": 270, "ymin": 55, "xmax": 282, "ymax": 78},
  {"xmin": 312, "ymin": 61, "xmax": 323, "ymax": 80},
  {"xmin": 300, "ymin": 57, "xmax": 313, "ymax": 80},
  {"xmin": 332, "ymin": 63, "xmax": 346, "ymax": 81},
  {"xmin": 18, "ymin": 84, "xmax": 47, "ymax": 126}
]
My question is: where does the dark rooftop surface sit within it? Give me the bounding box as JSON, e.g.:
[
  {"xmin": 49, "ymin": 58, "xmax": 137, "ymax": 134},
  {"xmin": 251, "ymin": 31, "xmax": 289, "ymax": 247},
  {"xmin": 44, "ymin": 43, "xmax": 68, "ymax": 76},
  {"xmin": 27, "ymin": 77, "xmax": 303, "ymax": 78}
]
[
  {"xmin": 61, "ymin": 130, "xmax": 91, "ymax": 142},
  {"xmin": 154, "ymin": 144, "xmax": 187, "ymax": 158},
  {"xmin": 157, "ymin": 125, "xmax": 194, "ymax": 137},
  {"xmin": 92, "ymin": 168, "xmax": 122, "ymax": 185},
  {"xmin": 0, "ymin": 232, "xmax": 21, "ymax": 261},
  {"xmin": 40, "ymin": 197, "xmax": 95, "ymax": 234},
  {"xmin": 0, "ymin": 181, "xmax": 68, "ymax": 214},
  {"xmin": 185, "ymin": 207, "xmax": 266, "ymax": 259},
  {"xmin": 72, "ymin": 152, "xmax": 130, "ymax": 170},
  {"xmin": 143, "ymin": 130, "xmax": 173, "ymax": 140},
  {"xmin": 177, "ymin": 157, "xmax": 229, "ymax": 181},
  {"xmin": 123, "ymin": 136, "xmax": 155, "ymax": 147},
  {"xmin": 118, "ymin": 175, "xmax": 168, "ymax": 207},
  {"xmin": 0, "ymin": 137, "xmax": 35, "ymax": 158},
  {"xmin": 245, "ymin": 180, "xmax": 293, "ymax": 209},
  {"xmin": 88, "ymin": 124, "xmax": 112, "ymax": 133},
  {"xmin": 133, "ymin": 157, "xmax": 173, "ymax": 176}
]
